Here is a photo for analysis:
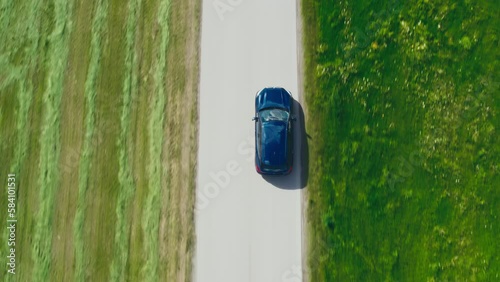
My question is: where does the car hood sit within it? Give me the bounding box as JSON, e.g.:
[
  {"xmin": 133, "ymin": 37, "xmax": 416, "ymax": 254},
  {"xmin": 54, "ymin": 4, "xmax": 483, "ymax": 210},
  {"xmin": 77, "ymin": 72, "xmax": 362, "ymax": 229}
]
[
  {"xmin": 256, "ymin": 88, "xmax": 292, "ymax": 112},
  {"xmin": 260, "ymin": 121, "xmax": 288, "ymax": 167}
]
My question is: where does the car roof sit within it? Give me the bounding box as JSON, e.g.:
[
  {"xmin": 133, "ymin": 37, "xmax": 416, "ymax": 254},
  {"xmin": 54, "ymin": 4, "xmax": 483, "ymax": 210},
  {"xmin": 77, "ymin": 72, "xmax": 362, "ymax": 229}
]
[{"xmin": 260, "ymin": 121, "xmax": 287, "ymax": 167}]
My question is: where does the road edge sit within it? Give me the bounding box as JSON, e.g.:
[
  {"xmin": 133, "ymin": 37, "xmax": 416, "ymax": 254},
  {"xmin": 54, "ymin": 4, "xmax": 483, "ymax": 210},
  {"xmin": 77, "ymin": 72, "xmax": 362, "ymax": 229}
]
[
  {"xmin": 191, "ymin": 0, "xmax": 205, "ymax": 281},
  {"xmin": 295, "ymin": 0, "xmax": 309, "ymax": 281}
]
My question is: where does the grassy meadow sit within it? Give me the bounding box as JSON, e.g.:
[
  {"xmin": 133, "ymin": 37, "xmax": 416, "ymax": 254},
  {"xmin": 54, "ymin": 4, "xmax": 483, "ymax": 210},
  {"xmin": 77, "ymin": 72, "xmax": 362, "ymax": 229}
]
[
  {"xmin": 301, "ymin": 0, "xmax": 499, "ymax": 280},
  {"xmin": 0, "ymin": 0, "xmax": 200, "ymax": 281}
]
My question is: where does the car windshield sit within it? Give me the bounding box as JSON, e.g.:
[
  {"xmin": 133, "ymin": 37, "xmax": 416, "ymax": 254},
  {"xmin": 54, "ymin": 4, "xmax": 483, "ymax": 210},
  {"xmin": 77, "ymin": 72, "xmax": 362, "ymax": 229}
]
[{"xmin": 259, "ymin": 109, "xmax": 289, "ymax": 122}]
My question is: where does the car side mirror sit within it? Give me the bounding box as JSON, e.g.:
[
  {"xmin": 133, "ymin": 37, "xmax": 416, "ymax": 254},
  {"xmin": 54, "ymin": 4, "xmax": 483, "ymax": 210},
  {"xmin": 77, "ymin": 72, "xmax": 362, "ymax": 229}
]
[{"xmin": 252, "ymin": 116, "xmax": 258, "ymax": 121}]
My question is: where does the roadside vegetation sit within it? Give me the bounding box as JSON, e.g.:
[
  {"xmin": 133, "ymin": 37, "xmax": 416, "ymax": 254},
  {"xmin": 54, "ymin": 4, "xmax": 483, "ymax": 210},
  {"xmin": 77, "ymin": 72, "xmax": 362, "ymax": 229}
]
[
  {"xmin": 301, "ymin": 0, "xmax": 499, "ymax": 280},
  {"xmin": 0, "ymin": 0, "xmax": 200, "ymax": 280}
]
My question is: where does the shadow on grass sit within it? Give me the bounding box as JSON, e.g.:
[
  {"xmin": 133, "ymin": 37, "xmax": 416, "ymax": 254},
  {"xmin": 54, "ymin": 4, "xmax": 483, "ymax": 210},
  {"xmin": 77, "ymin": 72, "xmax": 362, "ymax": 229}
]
[{"xmin": 262, "ymin": 99, "xmax": 309, "ymax": 190}]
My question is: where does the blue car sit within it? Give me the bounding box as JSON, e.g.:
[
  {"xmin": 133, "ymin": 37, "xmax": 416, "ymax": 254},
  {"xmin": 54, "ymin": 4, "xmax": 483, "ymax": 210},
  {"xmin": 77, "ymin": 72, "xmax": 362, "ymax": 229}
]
[{"xmin": 252, "ymin": 87, "xmax": 295, "ymax": 175}]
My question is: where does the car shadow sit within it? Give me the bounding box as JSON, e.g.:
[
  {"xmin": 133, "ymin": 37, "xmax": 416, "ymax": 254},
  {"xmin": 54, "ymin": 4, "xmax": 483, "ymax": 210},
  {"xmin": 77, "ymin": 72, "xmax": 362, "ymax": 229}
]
[{"xmin": 262, "ymin": 99, "xmax": 309, "ymax": 190}]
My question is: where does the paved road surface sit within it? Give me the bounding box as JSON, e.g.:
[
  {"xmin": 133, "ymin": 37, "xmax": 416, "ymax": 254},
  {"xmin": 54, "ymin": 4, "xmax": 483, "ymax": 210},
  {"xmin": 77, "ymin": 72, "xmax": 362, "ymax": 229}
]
[{"xmin": 195, "ymin": 0, "xmax": 303, "ymax": 281}]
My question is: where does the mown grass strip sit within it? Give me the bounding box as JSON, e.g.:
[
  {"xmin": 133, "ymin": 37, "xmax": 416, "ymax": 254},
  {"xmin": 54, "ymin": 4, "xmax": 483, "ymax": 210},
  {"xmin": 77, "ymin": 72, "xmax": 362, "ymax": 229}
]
[
  {"xmin": 8, "ymin": 0, "xmax": 41, "ymax": 187},
  {"xmin": 0, "ymin": 57, "xmax": 22, "ymax": 91},
  {"xmin": 0, "ymin": 0, "xmax": 14, "ymax": 53},
  {"xmin": 109, "ymin": 0, "xmax": 141, "ymax": 280},
  {"xmin": 31, "ymin": 0, "xmax": 74, "ymax": 280},
  {"xmin": 72, "ymin": 0, "xmax": 109, "ymax": 281},
  {"xmin": 0, "ymin": 1, "xmax": 42, "ymax": 280},
  {"xmin": 141, "ymin": 0, "xmax": 171, "ymax": 280},
  {"xmin": 0, "ymin": 1, "xmax": 40, "ymax": 281}
]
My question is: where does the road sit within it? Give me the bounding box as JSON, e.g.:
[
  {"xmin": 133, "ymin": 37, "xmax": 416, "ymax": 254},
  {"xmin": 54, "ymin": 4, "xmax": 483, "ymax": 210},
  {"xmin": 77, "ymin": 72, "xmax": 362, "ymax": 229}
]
[{"xmin": 195, "ymin": 0, "xmax": 303, "ymax": 281}]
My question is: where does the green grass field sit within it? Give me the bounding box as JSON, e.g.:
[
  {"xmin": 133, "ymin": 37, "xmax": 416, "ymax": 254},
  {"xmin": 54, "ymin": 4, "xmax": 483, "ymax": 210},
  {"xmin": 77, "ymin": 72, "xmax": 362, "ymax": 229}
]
[
  {"xmin": 0, "ymin": 0, "xmax": 200, "ymax": 281},
  {"xmin": 301, "ymin": 0, "xmax": 499, "ymax": 280}
]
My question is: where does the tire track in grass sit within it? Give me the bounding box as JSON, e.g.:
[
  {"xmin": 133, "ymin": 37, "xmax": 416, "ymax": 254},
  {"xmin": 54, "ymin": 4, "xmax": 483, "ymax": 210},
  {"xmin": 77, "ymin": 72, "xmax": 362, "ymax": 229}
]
[
  {"xmin": 72, "ymin": 0, "xmax": 108, "ymax": 281},
  {"xmin": 109, "ymin": 0, "xmax": 141, "ymax": 280},
  {"xmin": 31, "ymin": 0, "xmax": 74, "ymax": 280},
  {"xmin": 141, "ymin": 0, "xmax": 171, "ymax": 280}
]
